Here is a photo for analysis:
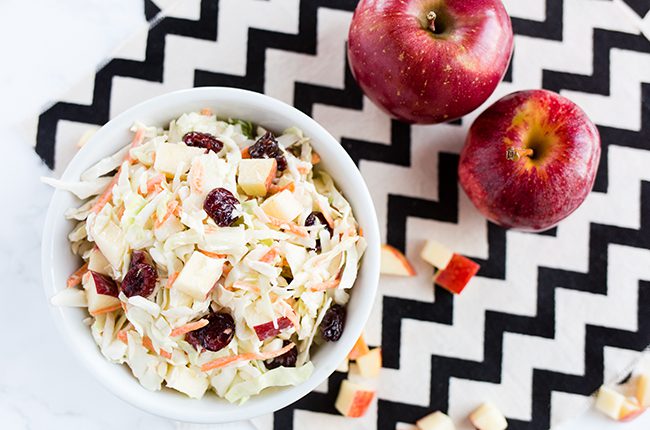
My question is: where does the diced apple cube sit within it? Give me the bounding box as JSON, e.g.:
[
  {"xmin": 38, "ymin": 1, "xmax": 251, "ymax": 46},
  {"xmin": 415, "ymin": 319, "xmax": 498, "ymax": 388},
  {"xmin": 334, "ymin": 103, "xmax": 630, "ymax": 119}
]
[
  {"xmin": 637, "ymin": 374, "xmax": 650, "ymax": 407},
  {"xmin": 87, "ymin": 248, "xmax": 111, "ymax": 275},
  {"xmin": 335, "ymin": 379, "xmax": 375, "ymax": 418},
  {"xmin": 261, "ymin": 189, "xmax": 302, "ymax": 222},
  {"xmin": 166, "ymin": 365, "xmax": 209, "ymax": 399},
  {"xmin": 154, "ymin": 142, "xmax": 205, "ymax": 176},
  {"xmin": 174, "ymin": 251, "xmax": 224, "ymax": 300},
  {"xmin": 336, "ymin": 359, "xmax": 349, "ymax": 373},
  {"xmin": 356, "ymin": 348, "xmax": 382, "ymax": 378},
  {"xmin": 619, "ymin": 397, "xmax": 644, "ymax": 421},
  {"xmin": 434, "ymin": 254, "xmax": 480, "ymax": 294},
  {"xmin": 469, "ymin": 402, "xmax": 507, "ymax": 430},
  {"xmin": 420, "ymin": 240, "xmax": 454, "ymax": 269},
  {"xmin": 83, "ymin": 271, "xmax": 120, "ymax": 314},
  {"xmin": 380, "ymin": 244, "xmax": 416, "ymax": 276},
  {"xmin": 416, "ymin": 411, "xmax": 455, "ymax": 430},
  {"xmin": 595, "ymin": 386, "xmax": 625, "ymax": 420},
  {"xmin": 348, "ymin": 335, "xmax": 370, "ymax": 360},
  {"xmin": 238, "ymin": 158, "xmax": 277, "ymax": 196},
  {"xmin": 281, "ymin": 242, "xmax": 308, "ymax": 275},
  {"xmin": 253, "ymin": 317, "xmax": 293, "ymax": 341},
  {"xmin": 92, "ymin": 219, "xmax": 127, "ymax": 270}
]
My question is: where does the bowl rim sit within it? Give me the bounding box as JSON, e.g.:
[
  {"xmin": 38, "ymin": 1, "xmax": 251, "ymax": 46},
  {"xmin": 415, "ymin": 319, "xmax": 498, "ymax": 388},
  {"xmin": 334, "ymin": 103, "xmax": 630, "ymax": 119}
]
[{"xmin": 41, "ymin": 87, "xmax": 380, "ymax": 423}]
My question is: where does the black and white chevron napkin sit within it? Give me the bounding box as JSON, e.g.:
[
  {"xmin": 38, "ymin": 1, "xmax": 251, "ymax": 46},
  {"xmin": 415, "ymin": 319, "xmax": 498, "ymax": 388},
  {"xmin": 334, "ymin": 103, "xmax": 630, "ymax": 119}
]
[{"xmin": 35, "ymin": 1, "xmax": 650, "ymax": 428}]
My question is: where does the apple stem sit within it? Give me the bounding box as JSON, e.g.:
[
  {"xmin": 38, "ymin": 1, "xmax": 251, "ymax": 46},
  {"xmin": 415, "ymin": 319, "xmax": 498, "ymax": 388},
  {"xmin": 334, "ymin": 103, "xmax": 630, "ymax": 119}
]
[
  {"xmin": 427, "ymin": 11, "xmax": 437, "ymax": 33},
  {"xmin": 506, "ymin": 147, "xmax": 534, "ymax": 161}
]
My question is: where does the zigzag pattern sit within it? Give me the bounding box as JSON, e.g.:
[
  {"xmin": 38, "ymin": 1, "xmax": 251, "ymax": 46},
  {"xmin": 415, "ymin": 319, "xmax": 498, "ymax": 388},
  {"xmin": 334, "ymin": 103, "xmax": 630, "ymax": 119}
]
[{"xmin": 35, "ymin": 0, "xmax": 650, "ymax": 429}]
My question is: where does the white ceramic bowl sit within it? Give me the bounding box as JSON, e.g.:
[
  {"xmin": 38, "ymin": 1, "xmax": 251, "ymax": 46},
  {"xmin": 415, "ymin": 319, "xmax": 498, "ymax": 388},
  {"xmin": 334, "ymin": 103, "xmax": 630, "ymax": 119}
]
[{"xmin": 41, "ymin": 87, "xmax": 380, "ymax": 423}]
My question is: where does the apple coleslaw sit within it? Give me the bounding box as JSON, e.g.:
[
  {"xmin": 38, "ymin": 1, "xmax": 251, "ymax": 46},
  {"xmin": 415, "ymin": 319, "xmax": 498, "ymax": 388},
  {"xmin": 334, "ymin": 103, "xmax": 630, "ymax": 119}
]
[{"xmin": 45, "ymin": 110, "xmax": 366, "ymax": 402}]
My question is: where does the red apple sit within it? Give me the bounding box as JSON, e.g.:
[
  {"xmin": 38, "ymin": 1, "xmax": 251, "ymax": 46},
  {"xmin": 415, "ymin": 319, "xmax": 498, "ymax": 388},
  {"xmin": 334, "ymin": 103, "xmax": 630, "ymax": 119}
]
[
  {"xmin": 459, "ymin": 90, "xmax": 601, "ymax": 231},
  {"xmin": 347, "ymin": 0, "xmax": 513, "ymax": 124}
]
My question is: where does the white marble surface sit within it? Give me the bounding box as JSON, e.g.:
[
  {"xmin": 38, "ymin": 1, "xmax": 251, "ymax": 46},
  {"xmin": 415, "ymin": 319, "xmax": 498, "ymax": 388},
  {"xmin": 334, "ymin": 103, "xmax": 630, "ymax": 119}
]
[{"xmin": 1, "ymin": 0, "xmax": 647, "ymax": 429}]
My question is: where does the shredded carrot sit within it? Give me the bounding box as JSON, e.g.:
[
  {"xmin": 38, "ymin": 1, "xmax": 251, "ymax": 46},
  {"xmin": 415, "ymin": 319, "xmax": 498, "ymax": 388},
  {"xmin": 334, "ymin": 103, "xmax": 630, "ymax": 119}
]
[
  {"xmin": 311, "ymin": 152, "xmax": 321, "ymax": 164},
  {"xmin": 67, "ymin": 262, "xmax": 88, "ymax": 288},
  {"xmin": 241, "ymin": 147, "xmax": 250, "ymax": 159},
  {"xmin": 120, "ymin": 302, "xmax": 127, "ymax": 312},
  {"xmin": 90, "ymin": 303, "xmax": 122, "ymax": 316},
  {"xmin": 199, "ymin": 249, "xmax": 227, "ymax": 259},
  {"xmin": 222, "ymin": 263, "xmax": 232, "ymax": 278},
  {"xmin": 259, "ymin": 247, "xmax": 279, "ymax": 264},
  {"xmin": 170, "ymin": 319, "xmax": 209, "ymax": 337},
  {"xmin": 201, "ymin": 343, "xmax": 295, "ymax": 372},
  {"xmin": 297, "ymin": 165, "xmax": 310, "ymax": 175},
  {"xmin": 190, "ymin": 158, "xmax": 205, "ymax": 194},
  {"xmin": 267, "ymin": 216, "xmax": 309, "ymax": 237},
  {"xmin": 116, "ymin": 204, "xmax": 125, "ymax": 220},
  {"xmin": 155, "ymin": 200, "xmax": 179, "ymax": 228},
  {"xmin": 359, "ymin": 227, "xmax": 364, "ymax": 237},
  {"xmin": 309, "ymin": 278, "xmax": 341, "ymax": 291},
  {"xmin": 316, "ymin": 199, "xmax": 335, "ymax": 229},
  {"xmin": 90, "ymin": 129, "xmax": 145, "ymax": 214},
  {"xmin": 279, "ymin": 300, "xmax": 300, "ymax": 331},
  {"xmin": 145, "ymin": 173, "xmax": 165, "ymax": 195},
  {"xmin": 200, "ymin": 107, "xmax": 213, "ymax": 116},
  {"xmin": 90, "ymin": 174, "xmax": 120, "ymax": 214},
  {"xmin": 232, "ymin": 281, "xmax": 260, "ymax": 293},
  {"xmin": 117, "ymin": 330, "xmax": 129, "ymax": 344},
  {"xmin": 166, "ymin": 271, "xmax": 179, "ymax": 289},
  {"xmin": 269, "ymin": 181, "xmax": 295, "ymax": 194},
  {"xmin": 143, "ymin": 336, "xmax": 172, "ymax": 359}
]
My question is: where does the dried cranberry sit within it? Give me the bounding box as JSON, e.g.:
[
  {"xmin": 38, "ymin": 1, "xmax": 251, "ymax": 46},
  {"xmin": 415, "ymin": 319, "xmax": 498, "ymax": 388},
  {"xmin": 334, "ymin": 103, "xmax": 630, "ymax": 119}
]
[
  {"xmin": 320, "ymin": 304, "xmax": 346, "ymax": 342},
  {"xmin": 204, "ymin": 188, "xmax": 240, "ymax": 227},
  {"xmin": 186, "ymin": 312, "xmax": 235, "ymax": 352},
  {"xmin": 265, "ymin": 341, "xmax": 297, "ymax": 369},
  {"xmin": 121, "ymin": 263, "xmax": 157, "ymax": 298},
  {"xmin": 305, "ymin": 211, "xmax": 333, "ymax": 252},
  {"xmin": 129, "ymin": 250, "xmax": 149, "ymax": 269},
  {"xmin": 248, "ymin": 131, "xmax": 287, "ymax": 170},
  {"xmin": 183, "ymin": 131, "xmax": 223, "ymax": 153}
]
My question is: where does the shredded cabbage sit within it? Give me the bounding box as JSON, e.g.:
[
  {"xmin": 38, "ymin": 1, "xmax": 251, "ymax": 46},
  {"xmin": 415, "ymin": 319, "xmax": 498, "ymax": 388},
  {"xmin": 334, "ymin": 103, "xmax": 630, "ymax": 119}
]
[{"xmin": 45, "ymin": 110, "xmax": 365, "ymax": 402}]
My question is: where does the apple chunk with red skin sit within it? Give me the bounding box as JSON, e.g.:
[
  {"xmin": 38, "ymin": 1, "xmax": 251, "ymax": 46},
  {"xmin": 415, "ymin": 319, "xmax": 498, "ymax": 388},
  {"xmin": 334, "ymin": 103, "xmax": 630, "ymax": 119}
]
[
  {"xmin": 83, "ymin": 271, "xmax": 120, "ymax": 314},
  {"xmin": 434, "ymin": 254, "xmax": 480, "ymax": 294},
  {"xmin": 253, "ymin": 317, "xmax": 293, "ymax": 341},
  {"xmin": 348, "ymin": 0, "xmax": 513, "ymax": 124},
  {"xmin": 459, "ymin": 90, "xmax": 601, "ymax": 232}
]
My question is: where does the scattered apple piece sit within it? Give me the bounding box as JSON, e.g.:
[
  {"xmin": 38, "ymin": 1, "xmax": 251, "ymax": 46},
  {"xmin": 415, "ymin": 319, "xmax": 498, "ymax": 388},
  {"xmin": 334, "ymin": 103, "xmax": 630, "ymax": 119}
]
[
  {"xmin": 618, "ymin": 397, "xmax": 644, "ymax": 422},
  {"xmin": 380, "ymin": 244, "xmax": 416, "ymax": 276},
  {"xmin": 469, "ymin": 402, "xmax": 507, "ymax": 430},
  {"xmin": 434, "ymin": 253, "xmax": 480, "ymax": 294},
  {"xmin": 636, "ymin": 373, "xmax": 650, "ymax": 407},
  {"xmin": 261, "ymin": 189, "xmax": 302, "ymax": 222},
  {"xmin": 356, "ymin": 348, "xmax": 382, "ymax": 378},
  {"xmin": 335, "ymin": 379, "xmax": 375, "ymax": 418},
  {"xmin": 420, "ymin": 240, "xmax": 454, "ymax": 270},
  {"xmin": 348, "ymin": 335, "xmax": 370, "ymax": 360},
  {"xmin": 416, "ymin": 411, "xmax": 455, "ymax": 430},
  {"xmin": 595, "ymin": 385, "xmax": 626, "ymax": 420},
  {"xmin": 238, "ymin": 158, "xmax": 277, "ymax": 196}
]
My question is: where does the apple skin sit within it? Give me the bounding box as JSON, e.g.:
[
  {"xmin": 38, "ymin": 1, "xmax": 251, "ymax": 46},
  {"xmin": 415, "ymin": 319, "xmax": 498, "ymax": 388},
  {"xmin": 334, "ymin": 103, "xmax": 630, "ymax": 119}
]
[
  {"xmin": 458, "ymin": 89, "xmax": 601, "ymax": 232},
  {"xmin": 347, "ymin": 0, "xmax": 513, "ymax": 124}
]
